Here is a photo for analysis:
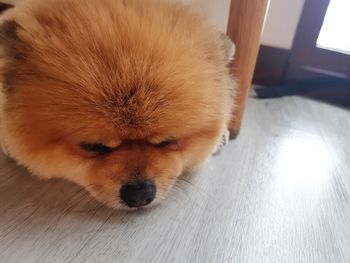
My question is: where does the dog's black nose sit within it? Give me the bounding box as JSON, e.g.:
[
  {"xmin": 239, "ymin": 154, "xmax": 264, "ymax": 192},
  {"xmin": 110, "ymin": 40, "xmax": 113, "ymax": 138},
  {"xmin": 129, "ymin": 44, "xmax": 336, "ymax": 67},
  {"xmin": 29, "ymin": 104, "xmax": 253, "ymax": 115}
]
[{"xmin": 120, "ymin": 181, "xmax": 156, "ymax": 207}]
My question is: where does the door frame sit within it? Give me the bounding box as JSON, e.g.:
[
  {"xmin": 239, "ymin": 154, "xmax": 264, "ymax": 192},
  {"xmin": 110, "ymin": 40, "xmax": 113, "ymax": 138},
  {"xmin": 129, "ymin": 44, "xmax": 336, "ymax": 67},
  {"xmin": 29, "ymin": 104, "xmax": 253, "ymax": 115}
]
[{"xmin": 288, "ymin": 0, "xmax": 350, "ymax": 80}]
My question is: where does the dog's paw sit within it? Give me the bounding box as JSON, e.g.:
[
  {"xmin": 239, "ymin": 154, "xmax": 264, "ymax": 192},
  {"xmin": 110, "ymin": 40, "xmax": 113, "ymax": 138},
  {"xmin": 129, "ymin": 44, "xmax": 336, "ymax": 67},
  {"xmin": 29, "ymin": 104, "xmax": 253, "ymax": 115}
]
[{"xmin": 212, "ymin": 129, "xmax": 230, "ymax": 156}]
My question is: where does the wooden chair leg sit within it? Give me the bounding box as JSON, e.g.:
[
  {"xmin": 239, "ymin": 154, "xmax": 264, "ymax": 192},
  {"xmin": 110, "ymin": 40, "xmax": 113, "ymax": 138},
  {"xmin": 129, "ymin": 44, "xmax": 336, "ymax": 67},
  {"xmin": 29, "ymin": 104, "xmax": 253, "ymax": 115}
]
[{"xmin": 226, "ymin": 0, "xmax": 270, "ymax": 138}]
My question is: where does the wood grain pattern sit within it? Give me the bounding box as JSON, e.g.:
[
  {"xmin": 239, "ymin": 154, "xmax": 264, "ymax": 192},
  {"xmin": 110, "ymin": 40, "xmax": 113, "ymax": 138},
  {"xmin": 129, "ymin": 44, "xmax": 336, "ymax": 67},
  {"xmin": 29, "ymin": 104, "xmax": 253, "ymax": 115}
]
[
  {"xmin": 227, "ymin": 0, "xmax": 270, "ymax": 137},
  {"xmin": 0, "ymin": 91, "xmax": 350, "ymax": 262}
]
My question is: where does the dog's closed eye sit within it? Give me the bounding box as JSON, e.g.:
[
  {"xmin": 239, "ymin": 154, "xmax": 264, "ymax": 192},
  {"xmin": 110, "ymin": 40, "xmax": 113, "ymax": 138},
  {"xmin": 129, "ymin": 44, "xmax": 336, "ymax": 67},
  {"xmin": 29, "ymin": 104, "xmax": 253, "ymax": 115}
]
[
  {"xmin": 80, "ymin": 143, "xmax": 114, "ymax": 155},
  {"xmin": 155, "ymin": 140, "xmax": 178, "ymax": 149}
]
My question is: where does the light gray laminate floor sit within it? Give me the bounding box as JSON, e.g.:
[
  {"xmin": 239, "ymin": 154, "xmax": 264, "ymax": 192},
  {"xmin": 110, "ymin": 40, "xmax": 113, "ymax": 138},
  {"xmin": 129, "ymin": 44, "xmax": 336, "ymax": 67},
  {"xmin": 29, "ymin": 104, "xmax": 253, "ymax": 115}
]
[{"xmin": 0, "ymin": 92, "xmax": 350, "ymax": 263}]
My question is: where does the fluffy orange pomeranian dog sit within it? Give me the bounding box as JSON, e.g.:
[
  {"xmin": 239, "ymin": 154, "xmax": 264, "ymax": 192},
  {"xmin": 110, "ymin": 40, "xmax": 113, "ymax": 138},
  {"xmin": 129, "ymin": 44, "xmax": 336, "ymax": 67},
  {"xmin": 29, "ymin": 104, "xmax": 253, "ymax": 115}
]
[{"xmin": 0, "ymin": 0, "xmax": 235, "ymax": 209}]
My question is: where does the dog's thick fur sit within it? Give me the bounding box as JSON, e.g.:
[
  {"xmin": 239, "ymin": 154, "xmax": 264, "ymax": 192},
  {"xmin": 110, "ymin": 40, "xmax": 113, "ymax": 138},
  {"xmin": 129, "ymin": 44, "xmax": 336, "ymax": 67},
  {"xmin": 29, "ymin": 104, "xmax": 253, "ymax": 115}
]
[{"xmin": 0, "ymin": 0, "xmax": 235, "ymax": 209}]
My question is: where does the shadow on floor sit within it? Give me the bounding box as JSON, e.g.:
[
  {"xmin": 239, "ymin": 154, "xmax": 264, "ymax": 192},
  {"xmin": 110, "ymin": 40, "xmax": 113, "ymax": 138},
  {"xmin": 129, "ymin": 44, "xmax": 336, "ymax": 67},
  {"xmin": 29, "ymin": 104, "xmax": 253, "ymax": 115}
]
[
  {"xmin": 253, "ymin": 82, "xmax": 350, "ymax": 110},
  {"xmin": 302, "ymin": 85, "xmax": 350, "ymax": 110}
]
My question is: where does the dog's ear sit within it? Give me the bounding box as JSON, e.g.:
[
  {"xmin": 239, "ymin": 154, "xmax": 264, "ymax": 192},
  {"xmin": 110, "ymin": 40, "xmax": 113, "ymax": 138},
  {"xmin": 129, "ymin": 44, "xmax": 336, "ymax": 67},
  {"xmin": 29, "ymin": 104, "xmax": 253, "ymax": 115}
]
[
  {"xmin": 220, "ymin": 33, "xmax": 235, "ymax": 65},
  {"xmin": 0, "ymin": 20, "xmax": 23, "ymax": 57},
  {"xmin": 0, "ymin": 20, "xmax": 23, "ymax": 94},
  {"xmin": 0, "ymin": 20, "xmax": 20, "ymax": 40}
]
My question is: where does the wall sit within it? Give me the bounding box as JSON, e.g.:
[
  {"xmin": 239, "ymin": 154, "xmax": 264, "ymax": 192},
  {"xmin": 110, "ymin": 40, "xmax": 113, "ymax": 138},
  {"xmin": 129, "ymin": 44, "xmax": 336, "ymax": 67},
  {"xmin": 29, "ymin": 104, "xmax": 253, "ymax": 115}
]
[
  {"xmin": 4, "ymin": 0, "xmax": 232, "ymax": 32},
  {"xmin": 261, "ymin": 0, "xmax": 305, "ymax": 49},
  {"xmin": 188, "ymin": 0, "xmax": 231, "ymax": 32},
  {"xmin": 179, "ymin": 0, "xmax": 305, "ymax": 50},
  {"xmin": 7, "ymin": 0, "xmax": 304, "ymax": 50},
  {"xmin": 171, "ymin": 0, "xmax": 231, "ymax": 32}
]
